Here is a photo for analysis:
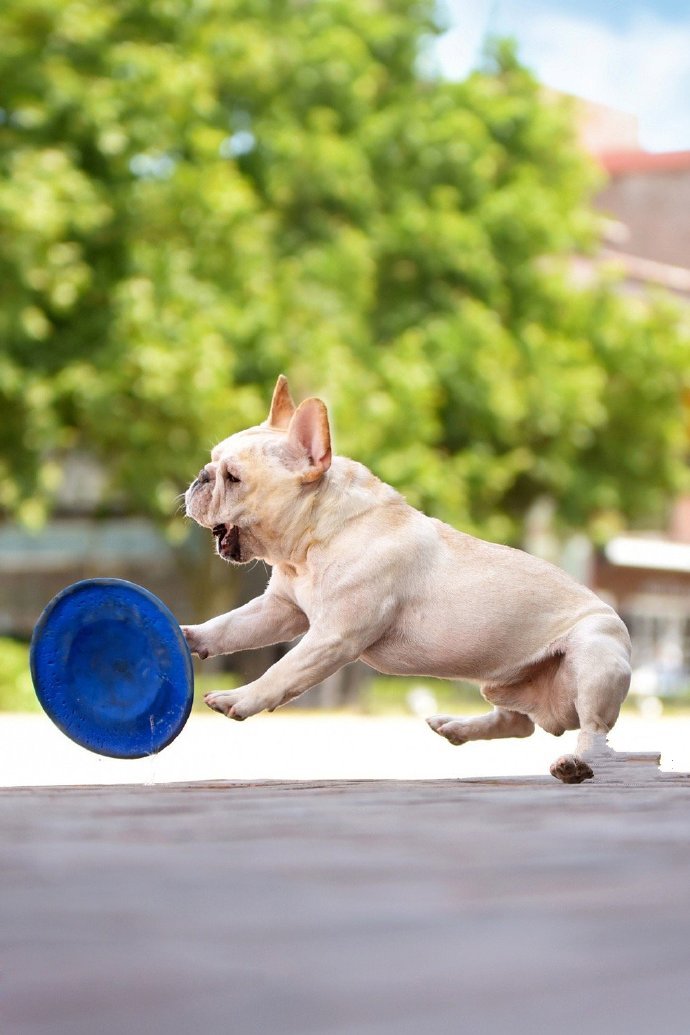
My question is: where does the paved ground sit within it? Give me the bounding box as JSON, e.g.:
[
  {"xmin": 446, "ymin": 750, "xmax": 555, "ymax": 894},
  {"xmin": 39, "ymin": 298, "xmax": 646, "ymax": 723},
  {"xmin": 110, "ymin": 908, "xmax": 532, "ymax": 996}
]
[{"xmin": 2, "ymin": 773, "xmax": 690, "ymax": 1035}]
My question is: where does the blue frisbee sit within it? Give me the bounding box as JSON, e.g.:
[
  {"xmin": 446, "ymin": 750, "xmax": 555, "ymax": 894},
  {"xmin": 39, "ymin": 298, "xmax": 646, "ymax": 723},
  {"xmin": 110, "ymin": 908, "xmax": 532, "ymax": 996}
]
[{"xmin": 30, "ymin": 578, "xmax": 194, "ymax": 759}]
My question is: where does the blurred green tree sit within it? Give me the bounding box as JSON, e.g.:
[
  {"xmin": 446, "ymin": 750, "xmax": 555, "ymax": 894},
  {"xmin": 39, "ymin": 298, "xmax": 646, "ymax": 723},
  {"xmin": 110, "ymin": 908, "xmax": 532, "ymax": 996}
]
[{"xmin": 0, "ymin": 2, "xmax": 687, "ymax": 540}]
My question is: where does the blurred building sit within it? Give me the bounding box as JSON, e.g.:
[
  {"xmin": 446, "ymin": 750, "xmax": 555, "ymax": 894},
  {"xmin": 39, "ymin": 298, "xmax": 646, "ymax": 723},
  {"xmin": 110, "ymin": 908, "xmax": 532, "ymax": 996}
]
[
  {"xmin": 0, "ymin": 519, "xmax": 188, "ymax": 639},
  {"xmin": 571, "ymin": 97, "xmax": 690, "ymax": 690},
  {"xmin": 570, "ymin": 96, "xmax": 690, "ymax": 301}
]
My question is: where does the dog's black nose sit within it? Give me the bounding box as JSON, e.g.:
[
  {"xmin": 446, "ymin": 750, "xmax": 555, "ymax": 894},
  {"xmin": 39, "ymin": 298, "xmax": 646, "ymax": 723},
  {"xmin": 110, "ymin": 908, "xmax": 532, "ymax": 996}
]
[{"xmin": 197, "ymin": 467, "xmax": 211, "ymax": 485}]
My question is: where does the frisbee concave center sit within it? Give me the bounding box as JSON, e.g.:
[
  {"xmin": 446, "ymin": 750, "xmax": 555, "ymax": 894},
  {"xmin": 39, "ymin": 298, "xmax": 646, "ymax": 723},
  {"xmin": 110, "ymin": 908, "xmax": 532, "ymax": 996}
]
[{"xmin": 68, "ymin": 619, "xmax": 163, "ymax": 723}]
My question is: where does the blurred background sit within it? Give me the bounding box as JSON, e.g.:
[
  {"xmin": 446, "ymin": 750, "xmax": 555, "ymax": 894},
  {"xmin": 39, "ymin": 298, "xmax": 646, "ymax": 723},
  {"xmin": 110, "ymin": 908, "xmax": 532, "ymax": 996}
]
[{"xmin": 1, "ymin": 0, "xmax": 689, "ymax": 775}]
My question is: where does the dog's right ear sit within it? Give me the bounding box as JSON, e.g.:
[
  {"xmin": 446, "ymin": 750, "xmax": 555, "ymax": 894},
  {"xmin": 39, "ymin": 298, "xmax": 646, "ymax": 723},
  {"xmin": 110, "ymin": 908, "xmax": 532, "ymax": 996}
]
[
  {"xmin": 265, "ymin": 374, "xmax": 296, "ymax": 430},
  {"xmin": 286, "ymin": 398, "xmax": 332, "ymax": 483}
]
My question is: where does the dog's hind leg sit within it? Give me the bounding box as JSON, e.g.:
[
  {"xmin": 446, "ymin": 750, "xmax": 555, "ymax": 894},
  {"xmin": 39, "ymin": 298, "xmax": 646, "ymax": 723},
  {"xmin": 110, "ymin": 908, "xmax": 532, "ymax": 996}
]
[
  {"xmin": 427, "ymin": 707, "xmax": 535, "ymax": 746},
  {"xmin": 549, "ymin": 614, "xmax": 632, "ymax": 784}
]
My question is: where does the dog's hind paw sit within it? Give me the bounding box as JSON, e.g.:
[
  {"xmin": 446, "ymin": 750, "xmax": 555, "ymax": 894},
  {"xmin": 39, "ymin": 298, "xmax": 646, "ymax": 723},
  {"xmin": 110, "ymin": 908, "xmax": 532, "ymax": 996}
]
[
  {"xmin": 550, "ymin": 754, "xmax": 594, "ymax": 784},
  {"xmin": 426, "ymin": 715, "xmax": 469, "ymax": 746}
]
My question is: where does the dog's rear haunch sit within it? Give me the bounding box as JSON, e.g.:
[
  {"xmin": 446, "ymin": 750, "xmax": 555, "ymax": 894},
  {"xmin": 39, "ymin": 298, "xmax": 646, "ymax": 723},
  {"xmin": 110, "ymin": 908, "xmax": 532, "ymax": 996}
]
[{"xmin": 183, "ymin": 375, "xmax": 631, "ymax": 784}]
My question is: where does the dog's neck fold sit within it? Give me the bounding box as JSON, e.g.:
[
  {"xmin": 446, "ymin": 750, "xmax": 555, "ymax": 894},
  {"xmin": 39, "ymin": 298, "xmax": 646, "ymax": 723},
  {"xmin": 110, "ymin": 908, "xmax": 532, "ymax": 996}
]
[{"xmin": 259, "ymin": 457, "xmax": 402, "ymax": 572}]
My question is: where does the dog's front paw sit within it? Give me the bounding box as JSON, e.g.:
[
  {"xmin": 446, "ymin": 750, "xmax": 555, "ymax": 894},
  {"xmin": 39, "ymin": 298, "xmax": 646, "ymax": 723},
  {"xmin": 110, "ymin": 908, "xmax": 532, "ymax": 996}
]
[
  {"xmin": 204, "ymin": 690, "xmax": 266, "ymax": 721},
  {"xmin": 550, "ymin": 754, "xmax": 594, "ymax": 784},
  {"xmin": 181, "ymin": 624, "xmax": 213, "ymax": 660},
  {"xmin": 426, "ymin": 715, "xmax": 469, "ymax": 746}
]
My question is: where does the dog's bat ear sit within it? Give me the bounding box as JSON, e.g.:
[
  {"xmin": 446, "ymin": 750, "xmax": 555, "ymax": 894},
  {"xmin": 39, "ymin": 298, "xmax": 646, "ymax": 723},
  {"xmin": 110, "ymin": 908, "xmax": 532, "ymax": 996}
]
[
  {"xmin": 265, "ymin": 374, "xmax": 296, "ymax": 430},
  {"xmin": 287, "ymin": 398, "xmax": 332, "ymax": 483}
]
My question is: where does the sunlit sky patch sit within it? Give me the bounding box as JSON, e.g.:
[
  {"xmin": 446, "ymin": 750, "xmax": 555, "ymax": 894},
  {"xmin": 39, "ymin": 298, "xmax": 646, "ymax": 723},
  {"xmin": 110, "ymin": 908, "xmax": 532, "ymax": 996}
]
[{"xmin": 435, "ymin": 1, "xmax": 690, "ymax": 152}]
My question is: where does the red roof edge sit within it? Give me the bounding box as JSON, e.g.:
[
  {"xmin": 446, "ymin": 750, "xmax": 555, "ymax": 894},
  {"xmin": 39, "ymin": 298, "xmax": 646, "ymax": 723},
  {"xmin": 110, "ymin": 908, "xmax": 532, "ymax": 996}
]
[{"xmin": 597, "ymin": 150, "xmax": 690, "ymax": 175}]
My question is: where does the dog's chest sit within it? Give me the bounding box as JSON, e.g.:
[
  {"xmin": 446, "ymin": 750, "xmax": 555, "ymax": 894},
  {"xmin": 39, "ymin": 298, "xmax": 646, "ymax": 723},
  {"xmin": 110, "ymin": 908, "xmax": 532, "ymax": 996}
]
[{"xmin": 288, "ymin": 573, "xmax": 315, "ymax": 617}]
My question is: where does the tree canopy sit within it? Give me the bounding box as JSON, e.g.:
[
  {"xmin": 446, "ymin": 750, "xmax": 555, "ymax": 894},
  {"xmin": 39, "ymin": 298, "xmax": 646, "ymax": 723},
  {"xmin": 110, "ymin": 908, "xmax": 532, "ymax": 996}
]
[{"xmin": 0, "ymin": 0, "xmax": 687, "ymax": 541}]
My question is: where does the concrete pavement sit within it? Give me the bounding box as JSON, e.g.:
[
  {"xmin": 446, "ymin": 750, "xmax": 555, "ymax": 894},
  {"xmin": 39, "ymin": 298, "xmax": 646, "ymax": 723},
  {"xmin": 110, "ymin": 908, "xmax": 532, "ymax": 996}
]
[
  {"xmin": 2, "ymin": 713, "xmax": 690, "ymax": 1033},
  {"xmin": 2, "ymin": 774, "xmax": 690, "ymax": 1034}
]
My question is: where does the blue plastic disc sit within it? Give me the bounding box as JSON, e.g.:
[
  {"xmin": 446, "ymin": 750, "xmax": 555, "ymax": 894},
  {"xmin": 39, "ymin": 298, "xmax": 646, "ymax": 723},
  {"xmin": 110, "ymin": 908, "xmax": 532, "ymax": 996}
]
[{"xmin": 30, "ymin": 578, "xmax": 194, "ymax": 759}]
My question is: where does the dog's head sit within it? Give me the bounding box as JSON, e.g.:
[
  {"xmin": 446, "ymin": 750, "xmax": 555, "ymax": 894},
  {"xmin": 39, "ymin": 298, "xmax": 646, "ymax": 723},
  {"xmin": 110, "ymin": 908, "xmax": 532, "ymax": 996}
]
[{"xmin": 185, "ymin": 376, "xmax": 332, "ymax": 565}]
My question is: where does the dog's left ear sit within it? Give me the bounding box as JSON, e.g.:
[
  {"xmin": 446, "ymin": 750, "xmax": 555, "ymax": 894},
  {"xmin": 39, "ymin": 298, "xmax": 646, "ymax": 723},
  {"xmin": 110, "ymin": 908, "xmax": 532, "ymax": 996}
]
[
  {"xmin": 265, "ymin": 374, "xmax": 296, "ymax": 430},
  {"xmin": 287, "ymin": 398, "xmax": 332, "ymax": 483}
]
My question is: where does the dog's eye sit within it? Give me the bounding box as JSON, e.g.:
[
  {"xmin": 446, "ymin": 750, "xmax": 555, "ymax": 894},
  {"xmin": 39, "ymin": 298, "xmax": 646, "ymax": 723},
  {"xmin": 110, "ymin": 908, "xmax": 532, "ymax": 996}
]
[{"xmin": 225, "ymin": 471, "xmax": 240, "ymax": 484}]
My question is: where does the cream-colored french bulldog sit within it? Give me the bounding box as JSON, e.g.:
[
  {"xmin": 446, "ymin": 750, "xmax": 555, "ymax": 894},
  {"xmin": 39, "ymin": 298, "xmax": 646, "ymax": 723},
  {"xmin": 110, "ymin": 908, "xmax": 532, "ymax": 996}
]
[{"xmin": 183, "ymin": 375, "xmax": 631, "ymax": 783}]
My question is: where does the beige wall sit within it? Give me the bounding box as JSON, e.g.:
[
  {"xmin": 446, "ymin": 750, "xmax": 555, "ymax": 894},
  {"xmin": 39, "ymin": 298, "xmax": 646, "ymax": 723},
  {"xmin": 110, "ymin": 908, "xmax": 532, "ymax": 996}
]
[{"xmin": 597, "ymin": 168, "xmax": 690, "ymax": 268}]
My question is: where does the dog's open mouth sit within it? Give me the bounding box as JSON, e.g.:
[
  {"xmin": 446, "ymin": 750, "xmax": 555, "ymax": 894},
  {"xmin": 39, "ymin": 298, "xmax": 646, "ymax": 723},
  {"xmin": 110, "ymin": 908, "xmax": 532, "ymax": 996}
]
[{"xmin": 212, "ymin": 523, "xmax": 242, "ymax": 563}]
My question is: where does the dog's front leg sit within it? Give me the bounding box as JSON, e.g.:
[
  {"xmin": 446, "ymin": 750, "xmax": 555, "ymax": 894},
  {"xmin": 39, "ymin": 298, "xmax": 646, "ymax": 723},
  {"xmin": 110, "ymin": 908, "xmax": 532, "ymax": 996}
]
[
  {"xmin": 204, "ymin": 626, "xmax": 363, "ymax": 719},
  {"xmin": 182, "ymin": 592, "xmax": 308, "ymax": 659}
]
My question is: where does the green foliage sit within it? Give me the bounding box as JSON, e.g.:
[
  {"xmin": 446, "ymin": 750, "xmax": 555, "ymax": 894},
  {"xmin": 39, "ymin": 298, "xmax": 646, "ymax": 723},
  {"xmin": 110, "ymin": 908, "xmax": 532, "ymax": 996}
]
[
  {"xmin": 0, "ymin": 639, "xmax": 38, "ymax": 711},
  {"xmin": 360, "ymin": 676, "xmax": 485, "ymax": 717},
  {"xmin": 192, "ymin": 668, "xmax": 240, "ymax": 711},
  {"xmin": 0, "ymin": 2, "xmax": 687, "ymax": 539}
]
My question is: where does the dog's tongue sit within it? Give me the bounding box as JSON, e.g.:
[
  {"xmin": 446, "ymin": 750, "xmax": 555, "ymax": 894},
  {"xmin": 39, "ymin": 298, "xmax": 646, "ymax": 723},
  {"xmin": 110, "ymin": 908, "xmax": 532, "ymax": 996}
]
[
  {"xmin": 213, "ymin": 524, "xmax": 234, "ymax": 550},
  {"xmin": 211, "ymin": 523, "xmax": 240, "ymax": 560}
]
